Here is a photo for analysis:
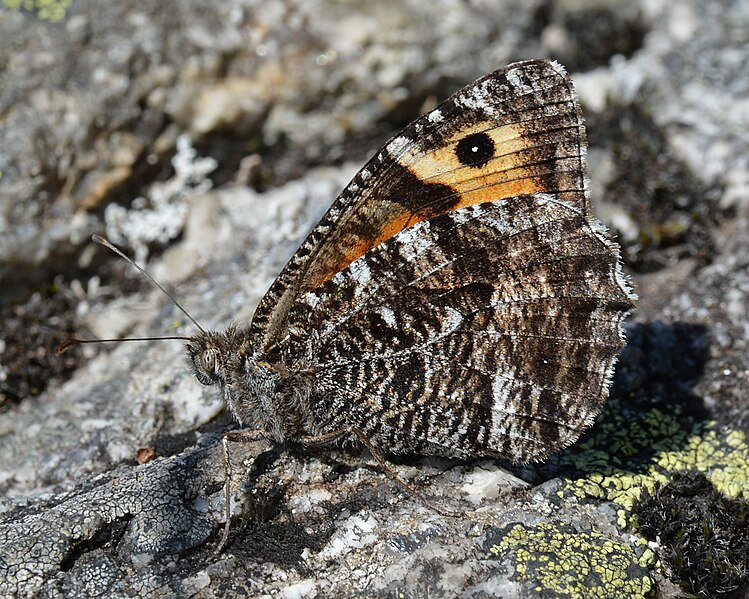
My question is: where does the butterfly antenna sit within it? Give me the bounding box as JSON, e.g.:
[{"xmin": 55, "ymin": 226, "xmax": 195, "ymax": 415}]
[
  {"xmin": 56, "ymin": 335, "xmax": 192, "ymax": 356},
  {"xmin": 91, "ymin": 234, "xmax": 207, "ymax": 335},
  {"xmin": 55, "ymin": 236, "xmax": 207, "ymax": 355}
]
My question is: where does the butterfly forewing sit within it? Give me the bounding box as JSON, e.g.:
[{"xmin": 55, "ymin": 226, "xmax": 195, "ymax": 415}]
[{"xmin": 251, "ymin": 60, "xmax": 591, "ymax": 351}]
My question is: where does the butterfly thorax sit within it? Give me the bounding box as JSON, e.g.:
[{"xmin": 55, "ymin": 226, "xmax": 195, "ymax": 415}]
[{"xmin": 186, "ymin": 325, "xmax": 318, "ymax": 442}]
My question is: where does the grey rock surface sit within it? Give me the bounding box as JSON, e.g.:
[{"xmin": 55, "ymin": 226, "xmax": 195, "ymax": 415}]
[{"xmin": 2, "ymin": 0, "xmax": 749, "ymax": 597}]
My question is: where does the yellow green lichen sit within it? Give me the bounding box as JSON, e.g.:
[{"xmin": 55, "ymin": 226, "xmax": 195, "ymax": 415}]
[
  {"xmin": 552, "ymin": 398, "xmax": 749, "ymax": 527},
  {"xmin": 477, "ymin": 396, "xmax": 741, "ymax": 596},
  {"xmin": 487, "ymin": 522, "xmax": 654, "ymax": 598},
  {"xmin": 2, "ymin": 0, "xmax": 73, "ymax": 22}
]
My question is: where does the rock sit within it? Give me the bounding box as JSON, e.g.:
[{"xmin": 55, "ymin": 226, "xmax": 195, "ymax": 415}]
[{"xmin": 2, "ymin": 0, "xmax": 749, "ymax": 597}]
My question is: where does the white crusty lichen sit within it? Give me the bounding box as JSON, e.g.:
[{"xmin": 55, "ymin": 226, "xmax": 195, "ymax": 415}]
[{"xmin": 104, "ymin": 135, "xmax": 217, "ymax": 264}]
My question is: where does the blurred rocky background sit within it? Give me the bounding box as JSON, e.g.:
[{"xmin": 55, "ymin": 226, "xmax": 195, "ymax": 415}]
[{"xmin": 1, "ymin": 1, "xmax": 748, "ymax": 597}]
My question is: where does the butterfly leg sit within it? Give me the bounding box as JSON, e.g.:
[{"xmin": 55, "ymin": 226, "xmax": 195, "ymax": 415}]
[
  {"xmin": 215, "ymin": 428, "xmax": 270, "ymax": 554},
  {"xmin": 299, "ymin": 428, "xmax": 462, "ymax": 518}
]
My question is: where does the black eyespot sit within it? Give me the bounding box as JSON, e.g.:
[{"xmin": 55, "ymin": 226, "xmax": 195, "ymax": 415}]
[{"xmin": 455, "ymin": 132, "xmax": 495, "ymax": 168}]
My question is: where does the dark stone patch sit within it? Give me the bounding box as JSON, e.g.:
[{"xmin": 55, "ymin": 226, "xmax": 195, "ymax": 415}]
[
  {"xmin": 538, "ymin": 4, "xmax": 648, "ymax": 72},
  {"xmin": 1, "ymin": 282, "xmax": 85, "ymax": 409},
  {"xmin": 586, "ymin": 101, "xmax": 720, "ymax": 273},
  {"xmin": 633, "ymin": 472, "xmax": 749, "ymax": 598}
]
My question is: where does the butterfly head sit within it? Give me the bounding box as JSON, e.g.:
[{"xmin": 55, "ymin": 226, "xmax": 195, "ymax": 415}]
[
  {"xmin": 186, "ymin": 325, "xmax": 246, "ymax": 387},
  {"xmin": 186, "ymin": 325, "xmax": 285, "ymax": 433}
]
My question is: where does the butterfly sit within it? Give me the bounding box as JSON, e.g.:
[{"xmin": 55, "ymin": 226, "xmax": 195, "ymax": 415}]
[{"xmin": 185, "ymin": 58, "xmax": 634, "ymax": 466}]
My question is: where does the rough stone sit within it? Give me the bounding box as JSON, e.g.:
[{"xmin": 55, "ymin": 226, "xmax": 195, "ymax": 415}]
[{"xmin": 1, "ymin": 0, "xmax": 748, "ymax": 597}]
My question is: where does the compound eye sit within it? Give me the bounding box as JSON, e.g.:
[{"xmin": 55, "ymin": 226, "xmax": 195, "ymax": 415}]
[{"xmin": 200, "ymin": 348, "xmax": 218, "ymax": 374}]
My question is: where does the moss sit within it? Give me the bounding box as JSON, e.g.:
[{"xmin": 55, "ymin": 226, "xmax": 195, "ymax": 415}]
[
  {"xmin": 632, "ymin": 472, "xmax": 749, "ymax": 597},
  {"xmin": 484, "ymin": 522, "xmax": 655, "ymax": 598}
]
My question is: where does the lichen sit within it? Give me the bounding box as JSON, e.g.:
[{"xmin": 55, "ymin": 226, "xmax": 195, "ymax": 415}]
[
  {"xmin": 546, "ymin": 394, "xmax": 749, "ymax": 595},
  {"xmin": 485, "ymin": 522, "xmax": 655, "ymax": 598},
  {"xmin": 103, "ymin": 135, "xmax": 217, "ymax": 264},
  {"xmin": 2, "ymin": 0, "xmax": 73, "ymax": 22},
  {"xmin": 553, "ymin": 397, "xmax": 749, "ymax": 528}
]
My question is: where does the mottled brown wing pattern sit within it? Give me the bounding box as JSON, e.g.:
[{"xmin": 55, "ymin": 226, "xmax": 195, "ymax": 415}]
[
  {"xmin": 251, "ymin": 60, "xmax": 591, "ymax": 351},
  {"xmin": 280, "ymin": 195, "xmax": 632, "ymax": 460},
  {"xmin": 247, "ymin": 59, "xmax": 634, "ymax": 461}
]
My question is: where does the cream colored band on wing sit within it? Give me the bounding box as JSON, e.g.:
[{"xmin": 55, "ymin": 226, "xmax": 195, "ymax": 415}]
[{"xmin": 399, "ymin": 120, "xmax": 553, "ymax": 207}]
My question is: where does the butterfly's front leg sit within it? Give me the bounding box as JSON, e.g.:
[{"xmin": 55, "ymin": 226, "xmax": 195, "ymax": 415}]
[{"xmin": 215, "ymin": 428, "xmax": 274, "ymax": 553}]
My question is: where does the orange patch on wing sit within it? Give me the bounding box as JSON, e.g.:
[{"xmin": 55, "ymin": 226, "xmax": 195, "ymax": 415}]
[
  {"xmin": 306, "ymin": 120, "xmax": 560, "ymax": 288},
  {"xmin": 307, "ymin": 210, "xmax": 416, "ymax": 288}
]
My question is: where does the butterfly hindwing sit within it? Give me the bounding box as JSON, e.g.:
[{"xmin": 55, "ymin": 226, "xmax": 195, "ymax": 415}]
[
  {"xmin": 251, "ymin": 59, "xmax": 591, "ymax": 351},
  {"xmin": 280, "ymin": 195, "xmax": 631, "ymax": 460}
]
